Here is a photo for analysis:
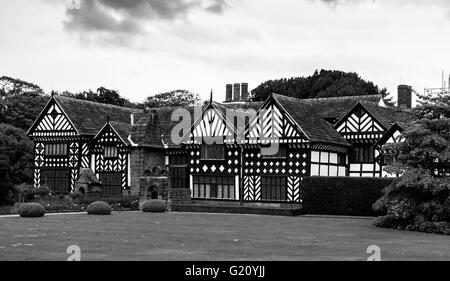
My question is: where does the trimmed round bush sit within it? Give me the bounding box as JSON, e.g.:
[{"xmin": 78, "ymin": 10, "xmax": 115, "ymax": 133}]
[
  {"xmin": 18, "ymin": 203, "xmax": 46, "ymax": 218},
  {"xmin": 142, "ymin": 200, "xmax": 166, "ymax": 213},
  {"xmin": 87, "ymin": 201, "xmax": 112, "ymax": 215}
]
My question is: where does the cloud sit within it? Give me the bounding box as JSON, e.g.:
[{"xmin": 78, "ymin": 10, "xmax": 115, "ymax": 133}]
[
  {"xmin": 205, "ymin": 0, "xmax": 227, "ymax": 14},
  {"xmin": 64, "ymin": 0, "xmax": 226, "ymax": 36}
]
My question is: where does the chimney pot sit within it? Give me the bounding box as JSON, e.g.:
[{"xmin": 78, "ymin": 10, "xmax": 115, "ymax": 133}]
[
  {"xmin": 225, "ymin": 84, "xmax": 233, "ymax": 102},
  {"xmin": 241, "ymin": 83, "xmax": 249, "ymax": 101},
  {"xmin": 233, "ymin": 83, "xmax": 241, "ymax": 102},
  {"xmin": 397, "ymin": 84, "xmax": 412, "ymax": 109}
]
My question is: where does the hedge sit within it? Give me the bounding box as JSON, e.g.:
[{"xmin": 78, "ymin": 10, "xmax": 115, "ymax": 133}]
[{"xmin": 302, "ymin": 177, "xmax": 394, "ymax": 216}]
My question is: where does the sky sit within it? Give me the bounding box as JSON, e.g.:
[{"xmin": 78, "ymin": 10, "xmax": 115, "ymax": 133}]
[{"xmin": 1, "ymin": 0, "xmax": 450, "ymax": 105}]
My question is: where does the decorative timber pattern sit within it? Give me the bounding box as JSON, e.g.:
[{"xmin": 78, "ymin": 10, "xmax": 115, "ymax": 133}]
[
  {"xmin": 31, "ymin": 102, "xmax": 77, "ymax": 137},
  {"xmin": 248, "ymin": 103, "xmax": 308, "ymax": 144},
  {"xmin": 190, "ymin": 107, "xmax": 234, "ymax": 144},
  {"xmin": 188, "ymin": 147, "xmax": 240, "ymax": 175},
  {"xmin": 92, "ymin": 124, "xmax": 129, "ymax": 191},
  {"xmin": 242, "ymin": 147, "xmax": 309, "ymax": 202},
  {"xmin": 243, "ymin": 175, "xmax": 261, "ymax": 201},
  {"xmin": 287, "ymin": 176, "xmax": 301, "ymax": 202},
  {"xmin": 336, "ymin": 106, "xmax": 385, "ymax": 142}
]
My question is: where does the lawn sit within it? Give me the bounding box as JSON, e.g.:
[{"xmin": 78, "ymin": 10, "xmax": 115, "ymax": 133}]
[{"xmin": 0, "ymin": 211, "xmax": 449, "ymax": 261}]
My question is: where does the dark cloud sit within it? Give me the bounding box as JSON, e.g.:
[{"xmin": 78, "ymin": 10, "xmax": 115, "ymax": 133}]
[
  {"xmin": 205, "ymin": 0, "xmax": 227, "ymax": 14},
  {"xmin": 63, "ymin": 0, "xmax": 228, "ymax": 36}
]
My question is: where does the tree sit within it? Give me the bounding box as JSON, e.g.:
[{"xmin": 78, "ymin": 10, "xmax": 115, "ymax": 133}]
[
  {"xmin": 0, "ymin": 124, "xmax": 34, "ymax": 205},
  {"xmin": 373, "ymin": 91, "xmax": 450, "ymax": 234},
  {"xmin": 60, "ymin": 87, "xmax": 139, "ymax": 108},
  {"xmin": 0, "ymin": 91, "xmax": 49, "ymax": 131},
  {"xmin": 0, "ymin": 76, "xmax": 44, "ymax": 97},
  {"xmin": 251, "ymin": 69, "xmax": 394, "ymax": 105},
  {"xmin": 144, "ymin": 90, "xmax": 200, "ymax": 108}
]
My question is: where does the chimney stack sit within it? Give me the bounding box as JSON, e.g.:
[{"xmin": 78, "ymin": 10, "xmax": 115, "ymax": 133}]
[
  {"xmin": 397, "ymin": 85, "xmax": 412, "ymax": 109},
  {"xmin": 241, "ymin": 83, "xmax": 249, "ymax": 101},
  {"xmin": 225, "ymin": 84, "xmax": 233, "ymax": 102},
  {"xmin": 233, "ymin": 83, "xmax": 241, "ymax": 102}
]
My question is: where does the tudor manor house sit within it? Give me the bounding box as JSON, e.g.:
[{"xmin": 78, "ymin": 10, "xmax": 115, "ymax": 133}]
[{"xmin": 27, "ymin": 83, "xmax": 415, "ymax": 205}]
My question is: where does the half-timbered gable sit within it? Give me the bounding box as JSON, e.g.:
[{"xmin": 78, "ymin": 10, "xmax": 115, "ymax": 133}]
[
  {"xmin": 28, "ymin": 95, "xmax": 140, "ymax": 194},
  {"xmin": 184, "ymin": 102, "xmax": 250, "ymax": 201},
  {"xmin": 334, "ymin": 102, "xmax": 389, "ymax": 177},
  {"xmin": 92, "ymin": 121, "xmax": 131, "ymax": 195},
  {"xmin": 242, "ymin": 94, "xmax": 350, "ymax": 203},
  {"xmin": 334, "ymin": 102, "xmax": 414, "ymax": 177}
]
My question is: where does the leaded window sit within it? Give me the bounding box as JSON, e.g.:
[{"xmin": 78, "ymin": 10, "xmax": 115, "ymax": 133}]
[
  {"xmin": 44, "ymin": 143, "xmax": 67, "ymax": 156},
  {"xmin": 350, "ymin": 146, "xmax": 374, "ymax": 163},
  {"xmin": 261, "ymin": 176, "xmax": 287, "ymax": 201},
  {"xmin": 193, "ymin": 176, "xmax": 235, "ymax": 199},
  {"xmin": 104, "ymin": 146, "xmax": 118, "ymax": 158}
]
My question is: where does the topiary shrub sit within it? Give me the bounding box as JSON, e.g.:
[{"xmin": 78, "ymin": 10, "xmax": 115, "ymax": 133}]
[
  {"xmin": 18, "ymin": 202, "xmax": 45, "ymax": 217},
  {"xmin": 87, "ymin": 201, "xmax": 112, "ymax": 215},
  {"xmin": 142, "ymin": 200, "xmax": 166, "ymax": 213}
]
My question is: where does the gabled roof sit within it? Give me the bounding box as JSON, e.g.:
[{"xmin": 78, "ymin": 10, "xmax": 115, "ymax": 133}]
[
  {"xmin": 131, "ymin": 105, "xmax": 198, "ymax": 149},
  {"xmin": 272, "ymin": 94, "xmax": 350, "ymax": 147},
  {"xmin": 298, "ymin": 94, "xmax": 384, "ymax": 121},
  {"xmin": 94, "ymin": 121, "xmax": 133, "ymax": 146},
  {"xmin": 53, "ymin": 95, "xmax": 141, "ymax": 136},
  {"xmin": 360, "ymin": 102, "xmax": 415, "ymax": 128},
  {"xmin": 209, "ymin": 101, "xmax": 262, "ymax": 135},
  {"xmin": 334, "ymin": 101, "xmax": 416, "ymax": 131},
  {"xmin": 130, "ymin": 101, "xmax": 263, "ymax": 148},
  {"xmin": 109, "ymin": 121, "xmax": 133, "ymax": 145}
]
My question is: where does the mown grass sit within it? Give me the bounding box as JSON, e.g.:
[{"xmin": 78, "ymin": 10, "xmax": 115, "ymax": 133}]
[{"xmin": 0, "ymin": 212, "xmax": 449, "ymax": 261}]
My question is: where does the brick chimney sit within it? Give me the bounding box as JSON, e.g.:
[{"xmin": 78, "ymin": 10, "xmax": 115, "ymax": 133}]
[
  {"xmin": 241, "ymin": 83, "xmax": 249, "ymax": 101},
  {"xmin": 233, "ymin": 83, "xmax": 241, "ymax": 102},
  {"xmin": 398, "ymin": 85, "xmax": 412, "ymax": 109},
  {"xmin": 225, "ymin": 84, "xmax": 233, "ymax": 102}
]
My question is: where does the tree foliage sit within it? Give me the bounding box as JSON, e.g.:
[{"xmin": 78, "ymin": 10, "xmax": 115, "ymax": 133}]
[
  {"xmin": 373, "ymin": 92, "xmax": 450, "ymax": 233},
  {"xmin": 144, "ymin": 90, "xmax": 200, "ymax": 108},
  {"xmin": 0, "ymin": 76, "xmax": 44, "ymax": 97},
  {"xmin": 60, "ymin": 87, "xmax": 138, "ymax": 108},
  {"xmin": 0, "ymin": 124, "xmax": 34, "ymax": 205},
  {"xmin": 0, "ymin": 91, "xmax": 48, "ymax": 131},
  {"xmin": 251, "ymin": 69, "xmax": 393, "ymax": 105}
]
